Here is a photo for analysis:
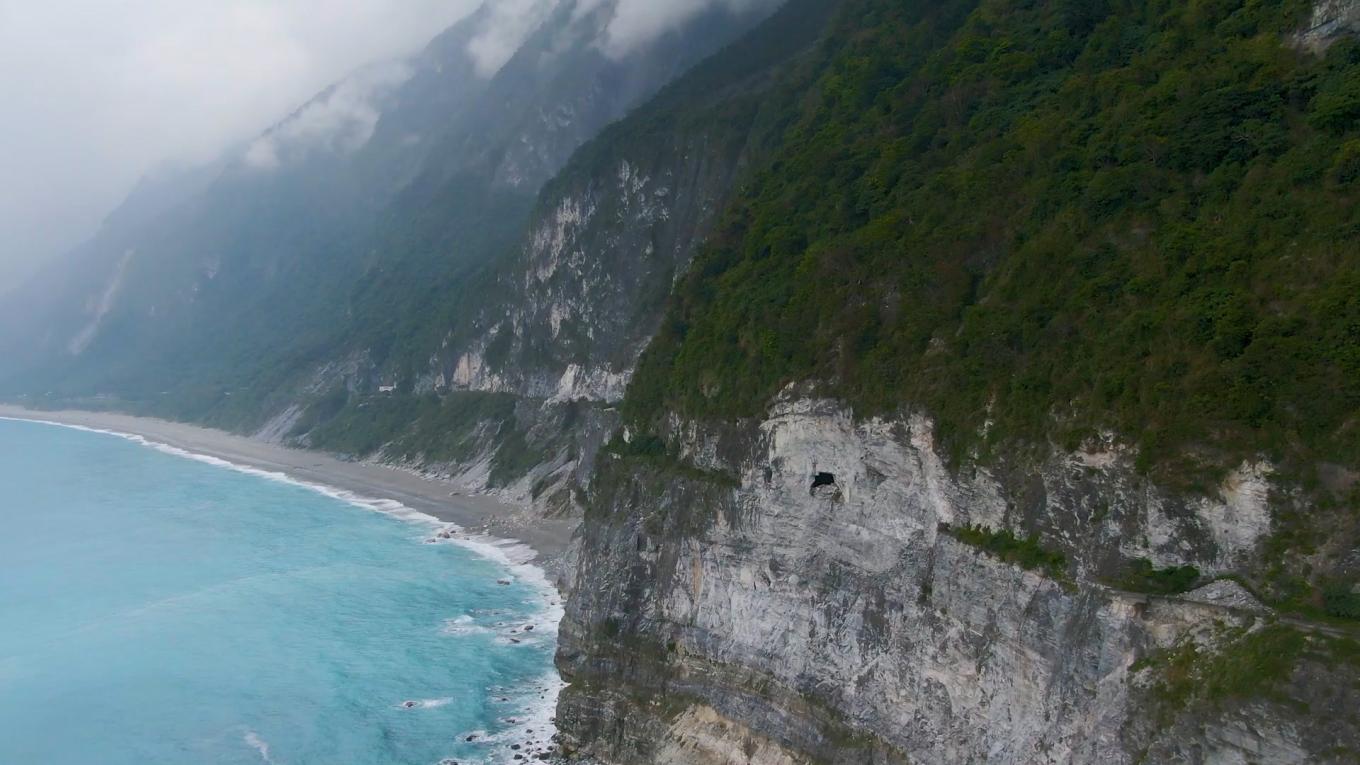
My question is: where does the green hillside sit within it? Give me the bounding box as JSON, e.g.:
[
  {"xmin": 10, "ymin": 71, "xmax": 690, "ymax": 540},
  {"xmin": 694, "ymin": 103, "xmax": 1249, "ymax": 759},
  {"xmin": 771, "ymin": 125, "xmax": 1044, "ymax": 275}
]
[{"xmin": 627, "ymin": 0, "xmax": 1360, "ymax": 492}]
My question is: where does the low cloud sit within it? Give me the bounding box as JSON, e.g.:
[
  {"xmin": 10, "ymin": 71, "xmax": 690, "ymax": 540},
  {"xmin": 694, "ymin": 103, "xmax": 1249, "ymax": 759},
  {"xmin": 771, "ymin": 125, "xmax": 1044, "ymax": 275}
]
[
  {"xmin": 466, "ymin": 0, "xmax": 561, "ymax": 77},
  {"xmin": 591, "ymin": 0, "xmax": 776, "ymax": 59},
  {"xmin": 467, "ymin": 0, "xmax": 781, "ymax": 78},
  {"xmin": 244, "ymin": 61, "xmax": 414, "ymax": 170},
  {"xmin": 0, "ymin": 0, "xmax": 480, "ymax": 283},
  {"xmin": 0, "ymin": 0, "xmax": 781, "ymax": 285}
]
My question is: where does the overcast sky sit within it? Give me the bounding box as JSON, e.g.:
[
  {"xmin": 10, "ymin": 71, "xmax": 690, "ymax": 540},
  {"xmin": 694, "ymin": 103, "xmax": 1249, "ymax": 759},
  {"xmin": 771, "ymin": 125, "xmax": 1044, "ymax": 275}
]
[{"xmin": 0, "ymin": 0, "xmax": 481, "ymax": 287}]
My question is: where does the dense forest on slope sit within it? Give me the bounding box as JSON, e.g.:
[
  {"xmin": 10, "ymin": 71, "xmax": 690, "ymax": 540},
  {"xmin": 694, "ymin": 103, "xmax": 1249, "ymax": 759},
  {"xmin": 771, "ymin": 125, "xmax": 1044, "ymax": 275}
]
[{"xmin": 627, "ymin": 0, "xmax": 1360, "ymax": 493}]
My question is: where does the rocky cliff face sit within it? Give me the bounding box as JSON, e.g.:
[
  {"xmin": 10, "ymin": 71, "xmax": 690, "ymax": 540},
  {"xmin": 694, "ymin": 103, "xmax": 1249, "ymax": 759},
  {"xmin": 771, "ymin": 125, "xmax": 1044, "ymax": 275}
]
[
  {"xmin": 556, "ymin": 399, "xmax": 1360, "ymax": 763},
  {"xmin": 425, "ymin": 0, "xmax": 837, "ymax": 408},
  {"xmin": 438, "ymin": 149, "xmax": 728, "ymax": 404},
  {"xmin": 548, "ymin": 2, "xmax": 1360, "ymax": 760},
  {"xmin": 1298, "ymin": 0, "xmax": 1360, "ymax": 51}
]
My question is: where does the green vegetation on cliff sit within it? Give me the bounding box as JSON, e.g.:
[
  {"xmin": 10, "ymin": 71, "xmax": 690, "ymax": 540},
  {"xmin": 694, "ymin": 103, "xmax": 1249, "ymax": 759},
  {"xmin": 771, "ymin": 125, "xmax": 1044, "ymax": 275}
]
[
  {"xmin": 946, "ymin": 523, "xmax": 1069, "ymax": 580},
  {"xmin": 627, "ymin": 0, "xmax": 1360, "ymax": 491},
  {"xmin": 1139, "ymin": 623, "xmax": 1360, "ymax": 718},
  {"xmin": 1116, "ymin": 558, "xmax": 1203, "ymax": 595}
]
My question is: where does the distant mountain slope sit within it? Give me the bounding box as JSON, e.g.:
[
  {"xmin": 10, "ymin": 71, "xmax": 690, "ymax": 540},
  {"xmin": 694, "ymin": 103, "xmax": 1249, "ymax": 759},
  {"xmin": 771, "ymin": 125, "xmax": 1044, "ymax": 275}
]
[
  {"xmin": 0, "ymin": 0, "xmax": 778, "ymax": 430},
  {"xmin": 0, "ymin": 8, "xmax": 491, "ymax": 413},
  {"xmin": 427, "ymin": 0, "xmax": 841, "ymax": 403},
  {"xmin": 287, "ymin": 0, "xmax": 838, "ymax": 511}
]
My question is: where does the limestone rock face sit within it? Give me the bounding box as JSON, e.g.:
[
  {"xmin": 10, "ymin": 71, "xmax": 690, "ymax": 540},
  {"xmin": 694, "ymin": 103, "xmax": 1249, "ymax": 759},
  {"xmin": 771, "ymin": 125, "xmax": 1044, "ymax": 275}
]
[
  {"xmin": 556, "ymin": 399, "xmax": 1359, "ymax": 764},
  {"xmin": 437, "ymin": 148, "xmax": 734, "ymax": 404},
  {"xmin": 1297, "ymin": 0, "xmax": 1360, "ymax": 51}
]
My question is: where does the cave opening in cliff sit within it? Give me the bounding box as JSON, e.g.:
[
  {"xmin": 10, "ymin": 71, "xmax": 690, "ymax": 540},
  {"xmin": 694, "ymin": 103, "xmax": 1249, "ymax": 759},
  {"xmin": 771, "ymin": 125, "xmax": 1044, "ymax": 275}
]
[{"xmin": 811, "ymin": 472, "xmax": 836, "ymax": 491}]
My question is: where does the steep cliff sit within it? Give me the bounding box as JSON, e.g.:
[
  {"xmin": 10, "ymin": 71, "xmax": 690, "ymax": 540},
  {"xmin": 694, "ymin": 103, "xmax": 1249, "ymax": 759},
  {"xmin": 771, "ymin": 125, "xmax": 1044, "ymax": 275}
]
[
  {"xmin": 429, "ymin": 0, "xmax": 837, "ymax": 404},
  {"xmin": 1299, "ymin": 0, "xmax": 1360, "ymax": 50},
  {"xmin": 554, "ymin": 0, "xmax": 1360, "ymax": 761},
  {"xmin": 558, "ymin": 400, "xmax": 1360, "ymax": 763}
]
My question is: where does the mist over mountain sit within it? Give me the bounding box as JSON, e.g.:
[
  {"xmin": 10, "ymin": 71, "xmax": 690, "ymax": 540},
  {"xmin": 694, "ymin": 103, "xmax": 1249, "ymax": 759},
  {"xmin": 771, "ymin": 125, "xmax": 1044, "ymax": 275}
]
[{"xmin": 0, "ymin": 0, "xmax": 492, "ymax": 284}]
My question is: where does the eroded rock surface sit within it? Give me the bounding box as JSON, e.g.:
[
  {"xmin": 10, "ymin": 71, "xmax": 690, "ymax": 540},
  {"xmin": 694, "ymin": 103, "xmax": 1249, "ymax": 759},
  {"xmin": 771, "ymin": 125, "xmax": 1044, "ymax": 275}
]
[{"xmin": 556, "ymin": 400, "xmax": 1359, "ymax": 764}]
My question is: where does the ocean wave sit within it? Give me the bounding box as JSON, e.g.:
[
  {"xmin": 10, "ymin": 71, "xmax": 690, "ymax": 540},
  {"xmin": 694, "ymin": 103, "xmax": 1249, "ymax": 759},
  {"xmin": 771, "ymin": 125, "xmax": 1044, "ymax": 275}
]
[
  {"xmin": 475, "ymin": 670, "xmax": 569, "ymax": 765},
  {"xmin": 440, "ymin": 614, "xmax": 493, "ymax": 637}
]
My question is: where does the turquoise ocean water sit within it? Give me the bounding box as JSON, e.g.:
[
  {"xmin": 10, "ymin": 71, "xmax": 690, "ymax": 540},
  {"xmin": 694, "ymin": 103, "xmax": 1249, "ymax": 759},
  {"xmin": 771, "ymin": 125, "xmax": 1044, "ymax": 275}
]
[{"xmin": 0, "ymin": 418, "xmax": 561, "ymax": 764}]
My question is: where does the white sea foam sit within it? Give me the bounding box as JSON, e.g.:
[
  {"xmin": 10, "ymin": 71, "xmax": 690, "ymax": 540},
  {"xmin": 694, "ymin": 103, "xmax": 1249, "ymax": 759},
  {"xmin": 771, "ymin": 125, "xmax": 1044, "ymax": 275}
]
[
  {"xmin": 440, "ymin": 614, "xmax": 494, "ymax": 636},
  {"xmin": 244, "ymin": 730, "xmax": 273, "ymax": 763},
  {"xmin": 2, "ymin": 415, "xmax": 569, "ymax": 754},
  {"xmin": 476, "ymin": 670, "xmax": 568, "ymax": 764},
  {"xmin": 400, "ymin": 697, "xmax": 454, "ymax": 709}
]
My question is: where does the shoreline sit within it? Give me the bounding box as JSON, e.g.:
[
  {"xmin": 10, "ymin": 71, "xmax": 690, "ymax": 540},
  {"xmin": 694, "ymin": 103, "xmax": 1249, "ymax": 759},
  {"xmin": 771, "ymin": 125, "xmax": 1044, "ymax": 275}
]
[
  {"xmin": 0, "ymin": 405, "xmax": 578, "ymax": 566},
  {"xmin": 0, "ymin": 404, "xmax": 575, "ymax": 763}
]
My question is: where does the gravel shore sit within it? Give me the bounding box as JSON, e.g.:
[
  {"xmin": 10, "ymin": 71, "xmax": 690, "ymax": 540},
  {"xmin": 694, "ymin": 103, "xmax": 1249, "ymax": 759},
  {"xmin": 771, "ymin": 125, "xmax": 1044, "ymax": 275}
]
[{"xmin": 0, "ymin": 405, "xmax": 578, "ymax": 567}]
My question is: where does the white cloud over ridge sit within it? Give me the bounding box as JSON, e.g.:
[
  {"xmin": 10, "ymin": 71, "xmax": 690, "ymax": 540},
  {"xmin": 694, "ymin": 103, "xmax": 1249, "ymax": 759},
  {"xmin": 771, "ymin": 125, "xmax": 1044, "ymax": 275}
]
[
  {"xmin": 588, "ymin": 0, "xmax": 774, "ymax": 59},
  {"xmin": 467, "ymin": 0, "xmax": 778, "ymax": 78},
  {"xmin": 466, "ymin": 0, "xmax": 561, "ymax": 77},
  {"xmin": 246, "ymin": 0, "xmax": 784, "ymax": 167},
  {"xmin": 0, "ymin": 0, "xmax": 778, "ymax": 285},
  {"xmin": 244, "ymin": 62, "xmax": 415, "ymax": 170},
  {"xmin": 0, "ymin": 0, "xmax": 481, "ymax": 283}
]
